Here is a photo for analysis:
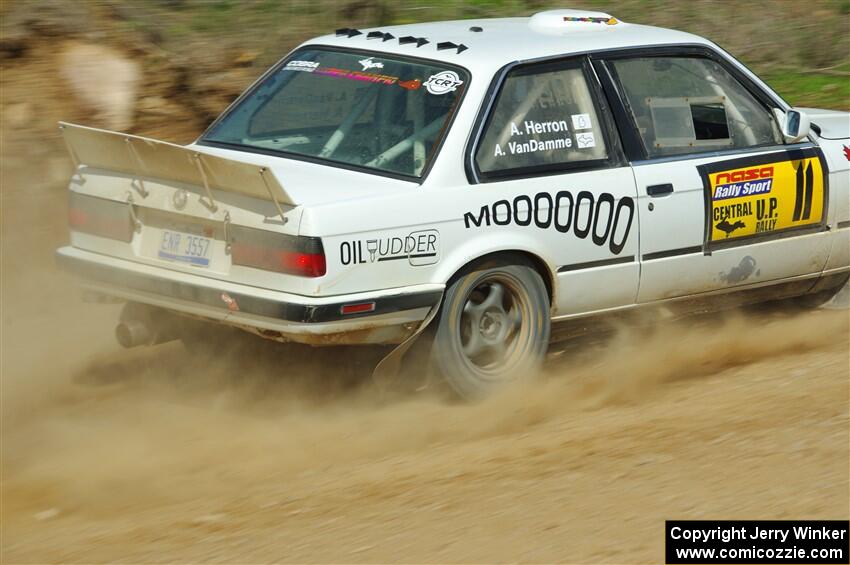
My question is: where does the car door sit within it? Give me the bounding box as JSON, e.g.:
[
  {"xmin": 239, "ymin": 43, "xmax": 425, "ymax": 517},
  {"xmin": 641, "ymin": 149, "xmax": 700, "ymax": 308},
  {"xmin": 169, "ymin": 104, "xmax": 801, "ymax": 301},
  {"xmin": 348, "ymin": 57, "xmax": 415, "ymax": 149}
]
[
  {"xmin": 467, "ymin": 57, "xmax": 640, "ymax": 317},
  {"xmin": 594, "ymin": 48, "xmax": 831, "ymax": 303}
]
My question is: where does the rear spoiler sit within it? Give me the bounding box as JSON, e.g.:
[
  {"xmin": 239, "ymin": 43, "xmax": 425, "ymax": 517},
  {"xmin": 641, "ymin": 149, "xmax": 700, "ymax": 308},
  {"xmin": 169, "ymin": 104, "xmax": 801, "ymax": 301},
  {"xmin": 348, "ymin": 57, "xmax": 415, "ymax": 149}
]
[{"xmin": 59, "ymin": 122, "xmax": 295, "ymax": 216}]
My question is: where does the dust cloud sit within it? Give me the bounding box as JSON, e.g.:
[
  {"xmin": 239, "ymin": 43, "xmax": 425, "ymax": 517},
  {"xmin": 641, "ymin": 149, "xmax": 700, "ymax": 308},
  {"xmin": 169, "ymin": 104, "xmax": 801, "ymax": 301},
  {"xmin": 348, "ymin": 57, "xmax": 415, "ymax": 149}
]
[
  {"xmin": 3, "ymin": 267, "xmax": 847, "ymax": 525},
  {"xmin": 2, "ymin": 203, "xmax": 848, "ymax": 560}
]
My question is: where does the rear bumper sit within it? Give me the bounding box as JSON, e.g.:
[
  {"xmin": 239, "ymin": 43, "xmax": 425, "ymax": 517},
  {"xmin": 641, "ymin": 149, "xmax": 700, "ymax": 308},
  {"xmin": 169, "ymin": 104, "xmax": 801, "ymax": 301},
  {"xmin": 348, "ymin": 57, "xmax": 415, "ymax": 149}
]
[{"xmin": 56, "ymin": 246, "xmax": 443, "ymax": 345}]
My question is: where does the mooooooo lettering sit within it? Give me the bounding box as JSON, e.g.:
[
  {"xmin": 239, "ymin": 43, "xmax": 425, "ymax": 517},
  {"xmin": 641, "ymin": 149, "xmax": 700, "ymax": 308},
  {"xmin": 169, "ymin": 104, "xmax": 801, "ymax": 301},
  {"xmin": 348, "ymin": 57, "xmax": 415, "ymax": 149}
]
[{"xmin": 463, "ymin": 191, "xmax": 635, "ymax": 255}]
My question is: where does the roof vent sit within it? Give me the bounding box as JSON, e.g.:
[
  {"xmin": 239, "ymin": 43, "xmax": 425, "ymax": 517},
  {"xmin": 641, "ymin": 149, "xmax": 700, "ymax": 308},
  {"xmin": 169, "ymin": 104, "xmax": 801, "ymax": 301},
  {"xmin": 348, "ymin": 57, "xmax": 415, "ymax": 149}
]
[
  {"xmin": 335, "ymin": 28, "xmax": 363, "ymax": 37},
  {"xmin": 469, "ymin": 26, "xmax": 483, "ymax": 32},
  {"xmin": 437, "ymin": 41, "xmax": 468, "ymax": 54},
  {"xmin": 399, "ymin": 36, "xmax": 429, "ymax": 47},
  {"xmin": 529, "ymin": 9, "xmax": 619, "ymax": 34},
  {"xmin": 367, "ymin": 31, "xmax": 395, "ymax": 41}
]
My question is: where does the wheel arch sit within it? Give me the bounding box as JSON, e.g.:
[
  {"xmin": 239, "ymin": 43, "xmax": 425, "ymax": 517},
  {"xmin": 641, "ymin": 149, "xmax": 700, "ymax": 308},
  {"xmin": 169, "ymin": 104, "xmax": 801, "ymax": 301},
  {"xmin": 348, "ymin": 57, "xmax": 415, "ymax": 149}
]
[{"xmin": 440, "ymin": 248, "xmax": 556, "ymax": 308}]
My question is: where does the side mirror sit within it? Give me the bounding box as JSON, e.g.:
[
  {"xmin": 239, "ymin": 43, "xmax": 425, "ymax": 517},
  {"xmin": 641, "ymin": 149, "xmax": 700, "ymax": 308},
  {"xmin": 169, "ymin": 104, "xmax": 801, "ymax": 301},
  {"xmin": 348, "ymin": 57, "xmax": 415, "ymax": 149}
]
[{"xmin": 774, "ymin": 108, "xmax": 811, "ymax": 143}]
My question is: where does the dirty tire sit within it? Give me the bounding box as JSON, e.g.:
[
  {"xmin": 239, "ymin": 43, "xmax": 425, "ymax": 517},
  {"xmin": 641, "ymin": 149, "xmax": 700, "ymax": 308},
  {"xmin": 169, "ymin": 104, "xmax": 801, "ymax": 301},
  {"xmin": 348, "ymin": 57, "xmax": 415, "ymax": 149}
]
[{"xmin": 431, "ymin": 255, "xmax": 550, "ymax": 401}]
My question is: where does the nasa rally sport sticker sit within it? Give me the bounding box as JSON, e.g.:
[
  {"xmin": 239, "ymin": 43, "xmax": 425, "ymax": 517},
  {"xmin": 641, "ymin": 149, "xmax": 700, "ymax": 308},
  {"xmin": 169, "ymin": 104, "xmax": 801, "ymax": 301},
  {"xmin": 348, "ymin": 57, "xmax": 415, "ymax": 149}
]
[
  {"xmin": 424, "ymin": 71, "xmax": 463, "ymax": 95},
  {"xmin": 698, "ymin": 148, "xmax": 826, "ymax": 246}
]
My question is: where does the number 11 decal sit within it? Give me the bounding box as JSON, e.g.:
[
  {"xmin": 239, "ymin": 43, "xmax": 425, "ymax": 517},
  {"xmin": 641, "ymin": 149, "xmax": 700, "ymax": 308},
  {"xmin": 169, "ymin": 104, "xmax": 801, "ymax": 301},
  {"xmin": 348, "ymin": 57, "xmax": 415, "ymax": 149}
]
[{"xmin": 793, "ymin": 160, "xmax": 814, "ymax": 222}]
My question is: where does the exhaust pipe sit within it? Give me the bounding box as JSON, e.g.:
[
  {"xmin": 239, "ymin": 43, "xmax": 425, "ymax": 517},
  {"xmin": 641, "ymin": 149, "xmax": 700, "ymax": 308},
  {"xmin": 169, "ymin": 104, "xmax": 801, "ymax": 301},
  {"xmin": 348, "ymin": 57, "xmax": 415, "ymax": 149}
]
[
  {"xmin": 115, "ymin": 319, "xmax": 154, "ymax": 348},
  {"xmin": 115, "ymin": 303, "xmax": 180, "ymax": 348}
]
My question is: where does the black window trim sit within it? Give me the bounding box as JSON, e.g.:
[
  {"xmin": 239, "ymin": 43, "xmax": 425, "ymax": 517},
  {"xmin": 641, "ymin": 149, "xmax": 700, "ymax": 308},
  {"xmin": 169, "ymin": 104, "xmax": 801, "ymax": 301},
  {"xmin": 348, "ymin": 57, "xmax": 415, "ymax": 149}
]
[
  {"xmin": 465, "ymin": 54, "xmax": 626, "ymax": 184},
  {"xmin": 197, "ymin": 44, "xmax": 472, "ymax": 185},
  {"xmin": 589, "ymin": 44, "xmax": 789, "ymax": 163},
  {"xmin": 629, "ymin": 140, "xmax": 820, "ymax": 168}
]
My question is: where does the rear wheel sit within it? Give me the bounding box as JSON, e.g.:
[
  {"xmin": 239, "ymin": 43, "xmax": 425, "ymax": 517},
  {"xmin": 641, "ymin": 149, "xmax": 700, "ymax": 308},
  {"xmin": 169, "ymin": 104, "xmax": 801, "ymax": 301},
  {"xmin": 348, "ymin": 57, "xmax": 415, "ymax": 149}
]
[{"xmin": 431, "ymin": 256, "xmax": 551, "ymax": 401}]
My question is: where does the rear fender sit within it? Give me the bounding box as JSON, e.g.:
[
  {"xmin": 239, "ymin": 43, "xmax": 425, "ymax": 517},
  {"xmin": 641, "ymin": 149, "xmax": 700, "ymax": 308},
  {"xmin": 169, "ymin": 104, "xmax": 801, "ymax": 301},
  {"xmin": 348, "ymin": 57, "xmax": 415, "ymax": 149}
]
[{"xmin": 432, "ymin": 232, "xmax": 558, "ymax": 307}]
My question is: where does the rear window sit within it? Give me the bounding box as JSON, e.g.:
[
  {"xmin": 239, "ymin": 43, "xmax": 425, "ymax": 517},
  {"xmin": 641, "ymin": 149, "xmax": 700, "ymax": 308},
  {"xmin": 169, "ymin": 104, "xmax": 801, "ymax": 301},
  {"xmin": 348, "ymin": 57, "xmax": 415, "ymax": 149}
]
[{"xmin": 202, "ymin": 48, "xmax": 468, "ymax": 178}]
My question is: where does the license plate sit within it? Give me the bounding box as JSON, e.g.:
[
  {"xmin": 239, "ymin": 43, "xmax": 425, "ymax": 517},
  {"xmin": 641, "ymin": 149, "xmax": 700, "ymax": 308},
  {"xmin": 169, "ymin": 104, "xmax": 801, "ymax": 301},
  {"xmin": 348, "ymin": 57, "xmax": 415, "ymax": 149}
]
[{"xmin": 158, "ymin": 230, "xmax": 211, "ymax": 267}]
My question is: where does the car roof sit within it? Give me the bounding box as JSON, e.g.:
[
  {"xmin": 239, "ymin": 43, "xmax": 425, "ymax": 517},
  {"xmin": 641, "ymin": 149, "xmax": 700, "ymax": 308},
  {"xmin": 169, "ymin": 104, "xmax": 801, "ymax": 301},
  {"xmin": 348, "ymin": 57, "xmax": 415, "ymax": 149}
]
[{"xmin": 304, "ymin": 9, "xmax": 712, "ymax": 75}]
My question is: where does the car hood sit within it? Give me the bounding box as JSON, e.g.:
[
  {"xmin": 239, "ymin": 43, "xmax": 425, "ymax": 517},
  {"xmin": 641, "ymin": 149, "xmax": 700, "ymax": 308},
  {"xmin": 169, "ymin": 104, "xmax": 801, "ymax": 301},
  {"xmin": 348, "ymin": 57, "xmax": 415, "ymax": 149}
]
[
  {"xmin": 191, "ymin": 143, "xmax": 417, "ymax": 207},
  {"xmin": 799, "ymin": 107, "xmax": 850, "ymax": 140}
]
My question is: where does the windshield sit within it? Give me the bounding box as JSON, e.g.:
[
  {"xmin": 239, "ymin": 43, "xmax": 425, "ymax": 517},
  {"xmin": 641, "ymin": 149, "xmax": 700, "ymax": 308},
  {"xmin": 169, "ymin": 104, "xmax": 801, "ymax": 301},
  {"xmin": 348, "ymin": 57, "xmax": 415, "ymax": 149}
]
[{"xmin": 201, "ymin": 48, "xmax": 469, "ymax": 178}]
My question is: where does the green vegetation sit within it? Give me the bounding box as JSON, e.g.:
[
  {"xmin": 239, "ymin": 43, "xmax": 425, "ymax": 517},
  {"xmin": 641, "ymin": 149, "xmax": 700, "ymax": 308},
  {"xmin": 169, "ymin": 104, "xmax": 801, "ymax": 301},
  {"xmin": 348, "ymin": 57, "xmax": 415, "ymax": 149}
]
[
  {"xmin": 114, "ymin": 0, "xmax": 850, "ymax": 109},
  {"xmin": 4, "ymin": 0, "xmax": 848, "ymax": 110},
  {"xmin": 761, "ymin": 68, "xmax": 850, "ymax": 110}
]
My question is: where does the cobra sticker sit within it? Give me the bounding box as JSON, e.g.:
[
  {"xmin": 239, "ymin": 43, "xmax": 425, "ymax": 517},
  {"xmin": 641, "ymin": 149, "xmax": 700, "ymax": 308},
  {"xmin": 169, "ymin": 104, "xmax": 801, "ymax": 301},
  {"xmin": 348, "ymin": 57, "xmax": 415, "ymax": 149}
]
[
  {"xmin": 699, "ymin": 149, "xmax": 826, "ymax": 246},
  {"xmin": 284, "ymin": 60, "xmax": 319, "ymax": 72}
]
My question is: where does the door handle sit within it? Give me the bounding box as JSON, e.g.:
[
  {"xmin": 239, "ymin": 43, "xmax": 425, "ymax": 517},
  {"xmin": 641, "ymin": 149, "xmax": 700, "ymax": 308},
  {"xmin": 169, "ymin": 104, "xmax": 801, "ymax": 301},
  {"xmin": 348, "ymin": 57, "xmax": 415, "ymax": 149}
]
[
  {"xmin": 646, "ymin": 182, "xmax": 673, "ymax": 197},
  {"xmin": 647, "ymin": 183, "xmax": 674, "ymax": 197}
]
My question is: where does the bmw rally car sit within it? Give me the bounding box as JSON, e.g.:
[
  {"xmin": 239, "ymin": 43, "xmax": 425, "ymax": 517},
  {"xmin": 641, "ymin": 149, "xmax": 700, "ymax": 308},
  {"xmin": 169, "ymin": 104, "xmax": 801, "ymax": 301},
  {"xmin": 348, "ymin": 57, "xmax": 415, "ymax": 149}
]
[{"xmin": 57, "ymin": 9, "xmax": 850, "ymax": 399}]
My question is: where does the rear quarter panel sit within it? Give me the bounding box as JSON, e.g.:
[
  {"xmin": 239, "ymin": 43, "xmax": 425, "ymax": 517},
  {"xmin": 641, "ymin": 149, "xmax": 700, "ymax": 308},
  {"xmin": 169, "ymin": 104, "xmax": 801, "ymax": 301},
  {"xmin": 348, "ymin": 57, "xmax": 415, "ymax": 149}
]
[{"xmin": 301, "ymin": 166, "xmax": 640, "ymax": 316}]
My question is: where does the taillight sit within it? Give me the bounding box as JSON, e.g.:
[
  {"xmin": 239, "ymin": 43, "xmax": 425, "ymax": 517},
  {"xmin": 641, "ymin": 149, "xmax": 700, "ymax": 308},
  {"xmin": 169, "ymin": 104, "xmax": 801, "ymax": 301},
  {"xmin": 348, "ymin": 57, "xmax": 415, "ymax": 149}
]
[
  {"xmin": 68, "ymin": 192, "xmax": 134, "ymax": 242},
  {"xmin": 230, "ymin": 225, "xmax": 326, "ymax": 277}
]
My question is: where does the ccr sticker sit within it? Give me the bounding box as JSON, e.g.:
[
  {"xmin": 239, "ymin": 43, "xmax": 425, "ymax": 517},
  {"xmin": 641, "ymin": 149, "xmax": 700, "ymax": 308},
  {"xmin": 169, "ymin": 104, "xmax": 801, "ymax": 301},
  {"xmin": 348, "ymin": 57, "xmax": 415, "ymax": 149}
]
[{"xmin": 424, "ymin": 71, "xmax": 463, "ymax": 95}]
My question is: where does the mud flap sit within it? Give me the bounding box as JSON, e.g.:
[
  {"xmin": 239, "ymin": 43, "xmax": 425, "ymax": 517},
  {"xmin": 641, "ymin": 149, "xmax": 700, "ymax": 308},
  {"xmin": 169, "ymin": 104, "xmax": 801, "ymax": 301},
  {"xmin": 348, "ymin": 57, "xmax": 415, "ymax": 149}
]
[
  {"xmin": 821, "ymin": 279, "xmax": 850, "ymax": 310},
  {"xmin": 371, "ymin": 294, "xmax": 443, "ymax": 390}
]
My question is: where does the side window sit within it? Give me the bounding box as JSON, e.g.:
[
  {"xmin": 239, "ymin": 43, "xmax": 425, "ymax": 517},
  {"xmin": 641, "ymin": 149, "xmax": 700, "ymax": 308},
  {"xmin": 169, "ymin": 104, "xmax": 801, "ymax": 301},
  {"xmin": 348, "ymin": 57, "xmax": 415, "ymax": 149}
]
[
  {"xmin": 476, "ymin": 63, "xmax": 608, "ymax": 176},
  {"xmin": 610, "ymin": 56, "xmax": 782, "ymax": 158}
]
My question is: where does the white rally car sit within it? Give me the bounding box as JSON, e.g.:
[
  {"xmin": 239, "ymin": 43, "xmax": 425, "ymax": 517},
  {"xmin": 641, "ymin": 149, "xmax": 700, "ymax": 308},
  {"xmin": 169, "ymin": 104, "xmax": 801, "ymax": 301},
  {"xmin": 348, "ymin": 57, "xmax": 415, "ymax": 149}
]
[{"xmin": 57, "ymin": 9, "xmax": 850, "ymax": 399}]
